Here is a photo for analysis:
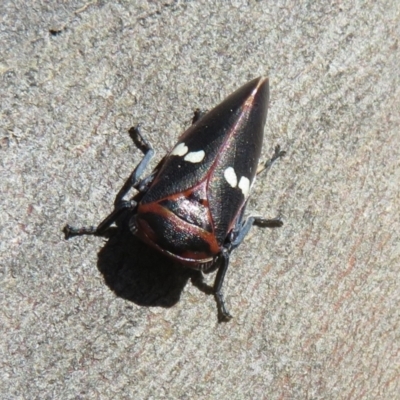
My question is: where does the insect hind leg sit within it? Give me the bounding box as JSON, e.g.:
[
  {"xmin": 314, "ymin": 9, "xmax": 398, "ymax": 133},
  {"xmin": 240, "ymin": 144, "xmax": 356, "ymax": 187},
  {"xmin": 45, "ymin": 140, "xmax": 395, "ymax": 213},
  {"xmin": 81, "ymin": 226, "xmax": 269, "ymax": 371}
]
[
  {"xmin": 192, "ymin": 108, "xmax": 208, "ymax": 124},
  {"xmin": 114, "ymin": 125, "xmax": 154, "ymax": 205},
  {"xmin": 63, "ymin": 125, "xmax": 154, "ymax": 239},
  {"xmin": 257, "ymin": 145, "xmax": 286, "ymax": 175}
]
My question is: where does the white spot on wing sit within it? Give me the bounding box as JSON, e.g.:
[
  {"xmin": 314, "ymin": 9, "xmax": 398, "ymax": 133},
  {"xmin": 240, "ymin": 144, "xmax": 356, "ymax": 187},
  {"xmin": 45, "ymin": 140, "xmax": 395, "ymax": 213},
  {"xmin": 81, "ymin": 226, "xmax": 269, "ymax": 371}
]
[
  {"xmin": 184, "ymin": 150, "xmax": 205, "ymax": 163},
  {"xmin": 171, "ymin": 142, "xmax": 188, "ymax": 156},
  {"xmin": 238, "ymin": 176, "xmax": 251, "ymax": 197},
  {"xmin": 224, "ymin": 167, "xmax": 237, "ymax": 188}
]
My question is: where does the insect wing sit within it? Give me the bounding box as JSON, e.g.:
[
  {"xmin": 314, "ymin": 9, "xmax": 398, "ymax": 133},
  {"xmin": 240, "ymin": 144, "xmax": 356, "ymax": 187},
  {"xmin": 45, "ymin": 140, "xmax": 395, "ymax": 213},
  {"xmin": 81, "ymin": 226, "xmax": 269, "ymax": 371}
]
[
  {"xmin": 208, "ymin": 78, "xmax": 269, "ymax": 243},
  {"xmin": 140, "ymin": 78, "xmax": 269, "ymax": 206}
]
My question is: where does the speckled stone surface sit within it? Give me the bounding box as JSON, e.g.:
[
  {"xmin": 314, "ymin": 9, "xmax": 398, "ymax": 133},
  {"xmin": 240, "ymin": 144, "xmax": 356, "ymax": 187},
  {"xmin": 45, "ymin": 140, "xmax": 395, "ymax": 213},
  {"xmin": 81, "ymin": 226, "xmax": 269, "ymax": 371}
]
[{"xmin": 1, "ymin": 1, "xmax": 399, "ymax": 398}]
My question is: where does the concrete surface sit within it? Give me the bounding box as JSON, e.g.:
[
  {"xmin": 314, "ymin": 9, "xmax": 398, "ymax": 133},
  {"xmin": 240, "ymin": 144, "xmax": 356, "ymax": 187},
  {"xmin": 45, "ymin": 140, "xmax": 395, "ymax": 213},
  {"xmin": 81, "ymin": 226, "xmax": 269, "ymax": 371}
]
[{"xmin": 1, "ymin": 1, "xmax": 399, "ymax": 399}]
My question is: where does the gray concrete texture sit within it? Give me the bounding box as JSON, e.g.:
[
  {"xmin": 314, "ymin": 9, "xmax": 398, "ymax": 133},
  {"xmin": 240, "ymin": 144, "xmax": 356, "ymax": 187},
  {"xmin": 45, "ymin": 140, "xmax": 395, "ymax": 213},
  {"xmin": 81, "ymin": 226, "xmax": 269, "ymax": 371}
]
[{"xmin": 1, "ymin": 1, "xmax": 399, "ymax": 399}]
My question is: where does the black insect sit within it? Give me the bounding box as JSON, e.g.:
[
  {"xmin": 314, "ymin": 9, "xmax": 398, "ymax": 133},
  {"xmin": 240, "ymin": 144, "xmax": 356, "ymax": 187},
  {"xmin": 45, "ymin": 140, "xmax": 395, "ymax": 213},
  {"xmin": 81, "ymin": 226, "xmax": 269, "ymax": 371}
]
[{"xmin": 64, "ymin": 77, "xmax": 285, "ymax": 321}]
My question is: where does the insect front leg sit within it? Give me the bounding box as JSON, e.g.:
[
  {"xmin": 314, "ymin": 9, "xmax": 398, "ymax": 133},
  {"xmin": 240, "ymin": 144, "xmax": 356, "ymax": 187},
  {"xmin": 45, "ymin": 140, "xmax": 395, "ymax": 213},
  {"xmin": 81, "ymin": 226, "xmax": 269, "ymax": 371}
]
[
  {"xmin": 212, "ymin": 213, "xmax": 282, "ymax": 320},
  {"xmin": 213, "ymin": 248, "xmax": 233, "ymax": 322},
  {"xmin": 63, "ymin": 126, "xmax": 154, "ymax": 239}
]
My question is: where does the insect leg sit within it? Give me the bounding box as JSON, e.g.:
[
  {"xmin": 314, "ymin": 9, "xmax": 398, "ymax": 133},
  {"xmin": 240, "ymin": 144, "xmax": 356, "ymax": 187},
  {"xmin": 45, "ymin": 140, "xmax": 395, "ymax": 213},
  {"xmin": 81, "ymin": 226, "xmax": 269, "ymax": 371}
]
[
  {"xmin": 231, "ymin": 216, "xmax": 283, "ymax": 250},
  {"xmin": 114, "ymin": 125, "xmax": 154, "ymax": 205},
  {"xmin": 213, "ymin": 248, "xmax": 233, "ymax": 322},
  {"xmin": 211, "ymin": 214, "xmax": 282, "ymax": 319},
  {"xmin": 63, "ymin": 126, "xmax": 154, "ymax": 239},
  {"xmin": 256, "ymin": 145, "xmax": 286, "ymax": 175},
  {"xmin": 191, "ymin": 108, "xmax": 208, "ymax": 124},
  {"xmin": 63, "ymin": 200, "xmax": 134, "ymax": 239}
]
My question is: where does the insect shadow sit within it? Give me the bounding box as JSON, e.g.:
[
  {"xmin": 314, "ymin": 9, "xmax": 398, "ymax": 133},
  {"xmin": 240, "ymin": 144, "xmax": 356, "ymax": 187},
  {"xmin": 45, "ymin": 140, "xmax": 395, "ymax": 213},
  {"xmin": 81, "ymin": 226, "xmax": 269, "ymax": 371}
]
[{"xmin": 93, "ymin": 210, "xmax": 213, "ymax": 309}]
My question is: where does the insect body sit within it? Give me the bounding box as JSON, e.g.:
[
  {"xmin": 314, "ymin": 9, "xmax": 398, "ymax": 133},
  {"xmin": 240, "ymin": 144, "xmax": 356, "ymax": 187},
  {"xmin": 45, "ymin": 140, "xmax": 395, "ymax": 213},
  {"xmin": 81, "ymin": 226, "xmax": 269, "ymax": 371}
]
[{"xmin": 64, "ymin": 77, "xmax": 285, "ymax": 321}]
